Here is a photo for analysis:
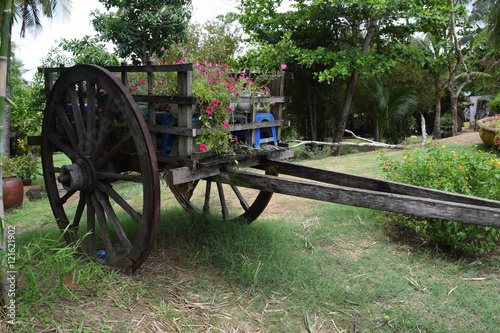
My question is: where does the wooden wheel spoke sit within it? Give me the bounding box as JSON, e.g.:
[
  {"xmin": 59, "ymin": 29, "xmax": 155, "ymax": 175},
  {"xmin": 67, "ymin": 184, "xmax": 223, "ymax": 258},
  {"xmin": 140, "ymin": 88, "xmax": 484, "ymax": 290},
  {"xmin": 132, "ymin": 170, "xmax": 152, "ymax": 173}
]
[
  {"xmin": 85, "ymin": 82, "xmax": 97, "ymax": 155},
  {"xmin": 92, "ymin": 97, "xmax": 114, "ymax": 160},
  {"xmin": 96, "ymin": 181, "xmax": 143, "ymax": 225},
  {"xmin": 86, "ymin": 194, "xmax": 96, "ymax": 255},
  {"xmin": 47, "ymin": 132, "xmax": 79, "ymax": 162},
  {"xmin": 90, "ymin": 194, "xmax": 117, "ymax": 263},
  {"xmin": 94, "ymin": 189, "xmax": 133, "ymax": 254},
  {"xmin": 216, "ymin": 181, "xmax": 230, "ymax": 220},
  {"xmin": 72, "ymin": 194, "xmax": 87, "ymax": 229},
  {"xmin": 172, "ymin": 170, "xmax": 277, "ymax": 224},
  {"xmin": 203, "ymin": 180, "xmax": 212, "ymax": 213},
  {"xmin": 55, "ymin": 104, "xmax": 80, "ymax": 154},
  {"xmin": 231, "ymin": 185, "xmax": 250, "ymax": 211},
  {"xmin": 67, "ymin": 85, "xmax": 87, "ymax": 144},
  {"xmin": 95, "ymin": 131, "xmax": 133, "ymax": 169},
  {"xmin": 58, "ymin": 188, "xmax": 78, "ymax": 206}
]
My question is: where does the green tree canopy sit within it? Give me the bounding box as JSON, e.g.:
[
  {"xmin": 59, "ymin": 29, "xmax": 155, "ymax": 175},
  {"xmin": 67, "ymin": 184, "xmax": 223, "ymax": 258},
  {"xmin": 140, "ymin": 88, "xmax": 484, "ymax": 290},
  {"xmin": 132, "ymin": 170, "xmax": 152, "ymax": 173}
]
[
  {"xmin": 235, "ymin": 0, "xmax": 442, "ymax": 145},
  {"xmin": 91, "ymin": 0, "xmax": 192, "ymax": 64},
  {"xmin": 167, "ymin": 18, "xmax": 243, "ymax": 64},
  {"xmin": 56, "ymin": 36, "xmax": 120, "ymax": 66}
]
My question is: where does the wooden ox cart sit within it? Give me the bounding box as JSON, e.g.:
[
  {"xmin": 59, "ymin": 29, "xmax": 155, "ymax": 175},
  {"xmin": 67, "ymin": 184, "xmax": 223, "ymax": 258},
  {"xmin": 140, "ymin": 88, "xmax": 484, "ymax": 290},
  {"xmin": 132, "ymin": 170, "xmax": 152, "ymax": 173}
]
[{"xmin": 31, "ymin": 63, "xmax": 500, "ymax": 273}]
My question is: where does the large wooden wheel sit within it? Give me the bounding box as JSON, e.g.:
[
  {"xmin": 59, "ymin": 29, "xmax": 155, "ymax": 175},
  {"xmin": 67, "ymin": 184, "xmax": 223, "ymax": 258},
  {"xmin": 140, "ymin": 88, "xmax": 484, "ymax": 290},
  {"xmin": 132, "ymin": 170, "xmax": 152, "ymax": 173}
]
[
  {"xmin": 169, "ymin": 168, "xmax": 276, "ymax": 223},
  {"xmin": 41, "ymin": 64, "xmax": 160, "ymax": 273}
]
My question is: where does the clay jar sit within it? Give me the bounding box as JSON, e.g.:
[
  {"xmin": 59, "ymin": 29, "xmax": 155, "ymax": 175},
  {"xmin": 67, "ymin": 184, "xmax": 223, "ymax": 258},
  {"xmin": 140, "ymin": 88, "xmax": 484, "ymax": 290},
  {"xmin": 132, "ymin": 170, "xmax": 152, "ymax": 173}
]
[{"xmin": 3, "ymin": 176, "xmax": 24, "ymax": 210}]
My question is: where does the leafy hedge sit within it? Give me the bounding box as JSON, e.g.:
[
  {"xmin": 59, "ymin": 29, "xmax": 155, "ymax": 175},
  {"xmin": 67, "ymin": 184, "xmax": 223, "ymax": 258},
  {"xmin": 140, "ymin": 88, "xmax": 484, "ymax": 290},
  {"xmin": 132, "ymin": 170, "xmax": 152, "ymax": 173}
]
[{"xmin": 379, "ymin": 143, "xmax": 500, "ymax": 254}]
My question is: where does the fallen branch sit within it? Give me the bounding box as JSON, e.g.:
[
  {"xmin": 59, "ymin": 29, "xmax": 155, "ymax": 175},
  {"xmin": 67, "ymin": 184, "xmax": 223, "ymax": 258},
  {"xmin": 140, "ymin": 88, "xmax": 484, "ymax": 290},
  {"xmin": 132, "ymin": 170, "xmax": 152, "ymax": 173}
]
[
  {"xmin": 285, "ymin": 129, "xmax": 406, "ymax": 149},
  {"xmin": 286, "ymin": 140, "xmax": 406, "ymax": 150}
]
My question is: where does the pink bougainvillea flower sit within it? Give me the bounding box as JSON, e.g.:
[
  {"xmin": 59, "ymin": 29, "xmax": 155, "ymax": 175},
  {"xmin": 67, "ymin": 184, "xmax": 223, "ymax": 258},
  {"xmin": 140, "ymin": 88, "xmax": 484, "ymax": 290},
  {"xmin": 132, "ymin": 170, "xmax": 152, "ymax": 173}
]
[
  {"xmin": 234, "ymin": 136, "xmax": 238, "ymax": 142},
  {"xmin": 160, "ymin": 46, "xmax": 165, "ymax": 51},
  {"xmin": 97, "ymin": 108, "xmax": 103, "ymax": 113},
  {"xmin": 130, "ymin": 86, "xmax": 137, "ymax": 90},
  {"xmin": 263, "ymin": 86, "xmax": 269, "ymax": 90},
  {"xmin": 223, "ymin": 123, "xmax": 230, "ymax": 129},
  {"xmin": 210, "ymin": 77, "xmax": 216, "ymax": 83},
  {"xmin": 199, "ymin": 144, "xmax": 207, "ymax": 152},
  {"xmin": 247, "ymin": 80, "xmax": 254, "ymax": 85},
  {"xmin": 212, "ymin": 100, "xmax": 219, "ymax": 107},
  {"xmin": 227, "ymin": 107, "xmax": 234, "ymax": 112},
  {"xmin": 157, "ymin": 79, "xmax": 164, "ymax": 84},
  {"xmin": 228, "ymin": 77, "xmax": 235, "ymax": 82},
  {"xmin": 205, "ymin": 107, "xmax": 213, "ymax": 114},
  {"xmin": 140, "ymin": 80, "xmax": 146, "ymax": 85},
  {"xmin": 166, "ymin": 106, "xmax": 171, "ymax": 111},
  {"xmin": 226, "ymin": 84, "xmax": 235, "ymax": 89},
  {"xmin": 280, "ymin": 63, "xmax": 287, "ymax": 70}
]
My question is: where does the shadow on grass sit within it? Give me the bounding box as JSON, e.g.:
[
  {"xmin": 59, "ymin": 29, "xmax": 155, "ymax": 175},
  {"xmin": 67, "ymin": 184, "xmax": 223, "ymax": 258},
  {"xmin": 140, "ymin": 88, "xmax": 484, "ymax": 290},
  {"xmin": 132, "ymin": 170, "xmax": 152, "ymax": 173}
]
[{"xmin": 154, "ymin": 208, "xmax": 348, "ymax": 307}]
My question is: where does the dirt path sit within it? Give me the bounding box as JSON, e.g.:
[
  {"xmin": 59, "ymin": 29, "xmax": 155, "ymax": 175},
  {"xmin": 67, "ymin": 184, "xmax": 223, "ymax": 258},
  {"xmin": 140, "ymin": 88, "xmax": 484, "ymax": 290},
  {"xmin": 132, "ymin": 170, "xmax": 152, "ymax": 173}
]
[{"xmin": 436, "ymin": 130, "xmax": 483, "ymax": 145}]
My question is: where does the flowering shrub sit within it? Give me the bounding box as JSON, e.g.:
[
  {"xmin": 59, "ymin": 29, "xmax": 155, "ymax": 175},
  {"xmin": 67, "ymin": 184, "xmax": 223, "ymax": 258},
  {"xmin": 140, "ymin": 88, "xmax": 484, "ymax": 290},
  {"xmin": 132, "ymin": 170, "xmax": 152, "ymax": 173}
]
[
  {"xmin": 379, "ymin": 143, "xmax": 500, "ymax": 254},
  {"xmin": 126, "ymin": 55, "xmax": 284, "ymax": 155},
  {"xmin": 3, "ymin": 153, "xmax": 41, "ymax": 180}
]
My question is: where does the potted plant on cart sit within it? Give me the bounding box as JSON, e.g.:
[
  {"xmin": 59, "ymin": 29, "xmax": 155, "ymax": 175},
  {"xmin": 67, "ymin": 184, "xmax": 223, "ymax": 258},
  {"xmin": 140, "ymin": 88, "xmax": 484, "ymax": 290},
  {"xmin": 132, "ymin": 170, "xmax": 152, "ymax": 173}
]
[
  {"xmin": 477, "ymin": 115, "xmax": 500, "ymax": 148},
  {"xmin": 127, "ymin": 55, "xmax": 283, "ymax": 156}
]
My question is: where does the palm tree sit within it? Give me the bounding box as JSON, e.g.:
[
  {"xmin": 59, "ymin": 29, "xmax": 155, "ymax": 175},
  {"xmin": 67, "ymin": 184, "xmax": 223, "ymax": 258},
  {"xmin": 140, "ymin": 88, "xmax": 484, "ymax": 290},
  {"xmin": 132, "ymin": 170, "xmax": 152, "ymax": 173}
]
[
  {"xmin": 413, "ymin": 33, "xmax": 448, "ymax": 139},
  {"xmin": 15, "ymin": 0, "xmax": 73, "ymax": 37},
  {"xmin": 487, "ymin": 0, "xmax": 500, "ymax": 47},
  {"xmin": 365, "ymin": 78, "xmax": 418, "ymax": 144}
]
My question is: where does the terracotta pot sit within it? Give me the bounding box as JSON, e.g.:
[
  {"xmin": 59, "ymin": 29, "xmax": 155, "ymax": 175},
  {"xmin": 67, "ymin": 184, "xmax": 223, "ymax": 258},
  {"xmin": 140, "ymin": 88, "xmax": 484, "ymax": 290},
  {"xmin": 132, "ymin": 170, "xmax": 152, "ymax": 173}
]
[{"xmin": 3, "ymin": 176, "xmax": 24, "ymax": 210}]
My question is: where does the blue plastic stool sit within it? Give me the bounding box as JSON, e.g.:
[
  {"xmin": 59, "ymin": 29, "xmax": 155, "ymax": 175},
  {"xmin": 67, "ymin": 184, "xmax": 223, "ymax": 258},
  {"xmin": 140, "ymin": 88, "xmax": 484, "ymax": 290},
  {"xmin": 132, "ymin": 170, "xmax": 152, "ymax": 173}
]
[
  {"xmin": 255, "ymin": 113, "xmax": 278, "ymax": 148},
  {"xmin": 156, "ymin": 112, "xmax": 177, "ymax": 153}
]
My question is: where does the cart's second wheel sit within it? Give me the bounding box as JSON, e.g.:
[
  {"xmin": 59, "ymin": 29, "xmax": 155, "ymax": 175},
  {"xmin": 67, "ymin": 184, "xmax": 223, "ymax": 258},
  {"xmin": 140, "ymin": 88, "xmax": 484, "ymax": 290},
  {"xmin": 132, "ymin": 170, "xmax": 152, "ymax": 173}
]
[
  {"xmin": 41, "ymin": 64, "xmax": 160, "ymax": 273},
  {"xmin": 169, "ymin": 168, "xmax": 276, "ymax": 223}
]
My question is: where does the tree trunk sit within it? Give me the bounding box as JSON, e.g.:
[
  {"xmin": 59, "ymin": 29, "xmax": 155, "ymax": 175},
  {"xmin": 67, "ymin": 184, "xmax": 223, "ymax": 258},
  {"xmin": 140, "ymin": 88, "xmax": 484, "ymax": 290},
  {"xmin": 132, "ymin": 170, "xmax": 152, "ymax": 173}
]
[
  {"xmin": 431, "ymin": 78, "xmax": 443, "ymax": 139},
  {"xmin": 332, "ymin": 71, "xmax": 358, "ymax": 155},
  {"xmin": 446, "ymin": 0, "xmax": 473, "ymax": 137},
  {"xmin": 449, "ymin": 91, "xmax": 459, "ymax": 136},
  {"xmin": 308, "ymin": 87, "xmax": 317, "ymax": 141},
  {"xmin": 373, "ymin": 116, "xmax": 380, "ymax": 142},
  {"xmin": 332, "ymin": 18, "xmax": 378, "ymax": 155}
]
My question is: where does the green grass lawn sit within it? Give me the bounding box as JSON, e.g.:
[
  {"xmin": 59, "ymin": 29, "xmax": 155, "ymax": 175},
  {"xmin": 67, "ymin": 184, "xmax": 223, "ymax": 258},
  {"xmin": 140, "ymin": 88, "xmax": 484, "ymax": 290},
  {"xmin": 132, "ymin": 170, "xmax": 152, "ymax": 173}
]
[{"xmin": 2, "ymin": 140, "xmax": 500, "ymax": 332}]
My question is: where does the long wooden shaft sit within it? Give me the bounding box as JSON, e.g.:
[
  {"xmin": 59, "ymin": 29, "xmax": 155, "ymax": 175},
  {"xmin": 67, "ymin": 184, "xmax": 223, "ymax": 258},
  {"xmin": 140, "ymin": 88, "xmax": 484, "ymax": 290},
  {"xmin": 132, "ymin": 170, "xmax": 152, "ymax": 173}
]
[
  {"xmin": 215, "ymin": 168, "xmax": 500, "ymax": 228},
  {"xmin": 262, "ymin": 160, "xmax": 500, "ymax": 210}
]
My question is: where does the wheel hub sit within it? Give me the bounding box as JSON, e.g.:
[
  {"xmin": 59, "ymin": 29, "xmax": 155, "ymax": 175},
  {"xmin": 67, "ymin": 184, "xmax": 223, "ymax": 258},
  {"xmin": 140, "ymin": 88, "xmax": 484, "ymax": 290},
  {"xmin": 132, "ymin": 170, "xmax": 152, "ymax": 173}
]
[{"xmin": 57, "ymin": 157, "xmax": 96, "ymax": 192}]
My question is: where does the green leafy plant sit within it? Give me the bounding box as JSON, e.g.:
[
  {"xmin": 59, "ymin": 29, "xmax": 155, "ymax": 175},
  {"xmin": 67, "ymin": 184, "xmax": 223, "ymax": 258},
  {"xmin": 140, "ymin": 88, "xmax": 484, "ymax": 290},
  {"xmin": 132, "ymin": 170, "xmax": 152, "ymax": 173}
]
[
  {"xmin": 440, "ymin": 113, "xmax": 453, "ymax": 138},
  {"xmin": 2, "ymin": 153, "xmax": 41, "ymax": 180},
  {"xmin": 379, "ymin": 143, "xmax": 500, "ymax": 254}
]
